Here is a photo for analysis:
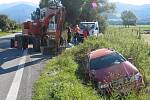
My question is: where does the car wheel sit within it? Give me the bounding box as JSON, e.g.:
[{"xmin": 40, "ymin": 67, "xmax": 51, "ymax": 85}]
[
  {"xmin": 112, "ymin": 92, "xmax": 127, "ymax": 100},
  {"xmin": 97, "ymin": 88, "xmax": 111, "ymax": 100}
]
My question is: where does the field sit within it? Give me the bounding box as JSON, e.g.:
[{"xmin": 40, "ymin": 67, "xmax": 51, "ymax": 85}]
[
  {"xmin": 142, "ymin": 34, "xmax": 150, "ymax": 44},
  {"xmin": 33, "ymin": 26, "xmax": 150, "ymax": 100}
]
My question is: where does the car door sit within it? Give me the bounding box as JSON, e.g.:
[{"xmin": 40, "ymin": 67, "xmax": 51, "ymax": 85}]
[{"xmin": 84, "ymin": 54, "xmax": 90, "ymax": 79}]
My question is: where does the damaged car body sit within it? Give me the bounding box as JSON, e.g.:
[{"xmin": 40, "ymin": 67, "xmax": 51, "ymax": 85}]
[{"xmin": 84, "ymin": 48, "xmax": 145, "ymax": 98}]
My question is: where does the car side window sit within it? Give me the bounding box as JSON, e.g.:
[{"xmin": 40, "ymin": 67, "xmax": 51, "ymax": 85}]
[{"xmin": 117, "ymin": 52, "xmax": 127, "ymax": 61}]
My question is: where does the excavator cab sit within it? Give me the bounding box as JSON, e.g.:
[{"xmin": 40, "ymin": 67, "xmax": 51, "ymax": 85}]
[{"xmin": 47, "ymin": 16, "xmax": 57, "ymax": 33}]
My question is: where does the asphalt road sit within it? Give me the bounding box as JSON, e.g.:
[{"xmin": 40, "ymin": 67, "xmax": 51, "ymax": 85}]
[{"xmin": 0, "ymin": 34, "xmax": 51, "ymax": 100}]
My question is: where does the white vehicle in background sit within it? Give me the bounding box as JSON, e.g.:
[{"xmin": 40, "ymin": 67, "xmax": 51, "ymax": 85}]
[{"xmin": 79, "ymin": 21, "xmax": 99, "ymax": 36}]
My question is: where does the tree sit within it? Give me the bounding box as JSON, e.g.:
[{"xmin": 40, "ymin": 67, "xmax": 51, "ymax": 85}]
[
  {"xmin": 39, "ymin": 0, "xmax": 61, "ymax": 8},
  {"xmin": 31, "ymin": 8, "xmax": 40, "ymax": 20},
  {"xmin": 0, "ymin": 15, "xmax": 9, "ymax": 32},
  {"xmin": 0, "ymin": 14, "xmax": 18, "ymax": 32},
  {"xmin": 80, "ymin": 0, "xmax": 115, "ymax": 21},
  {"xmin": 80, "ymin": 0, "xmax": 115, "ymax": 33},
  {"xmin": 121, "ymin": 10, "xmax": 137, "ymax": 28},
  {"xmin": 7, "ymin": 19, "xmax": 17, "ymax": 32},
  {"xmin": 39, "ymin": 0, "xmax": 83, "ymax": 25},
  {"xmin": 34, "ymin": 0, "xmax": 61, "ymax": 20},
  {"xmin": 61, "ymin": 0, "xmax": 83, "ymax": 25},
  {"xmin": 39, "ymin": 0, "xmax": 115, "ymax": 33},
  {"xmin": 61, "ymin": 0, "xmax": 115, "ymax": 33},
  {"xmin": 39, "ymin": 0, "xmax": 49, "ymax": 8}
]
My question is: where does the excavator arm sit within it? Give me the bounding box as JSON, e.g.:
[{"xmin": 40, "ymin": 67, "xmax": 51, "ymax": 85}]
[{"xmin": 42, "ymin": 7, "xmax": 65, "ymax": 41}]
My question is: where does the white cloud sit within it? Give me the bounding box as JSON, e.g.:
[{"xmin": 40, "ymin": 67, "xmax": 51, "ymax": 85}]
[
  {"xmin": 109, "ymin": 0, "xmax": 150, "ymax": 5},
  {"xmin": 0, "ymin": 0, "xmax": 40, "ymax": 4}
]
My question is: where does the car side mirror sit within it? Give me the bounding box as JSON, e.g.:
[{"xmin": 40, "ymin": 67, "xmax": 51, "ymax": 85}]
[
  {"xmin": 95, "ymin": 27, "xmax": 98, "ymax": 30},
  {"xmin": 128, "ymin": 58, "xmax": 133, "ymax": 63}
]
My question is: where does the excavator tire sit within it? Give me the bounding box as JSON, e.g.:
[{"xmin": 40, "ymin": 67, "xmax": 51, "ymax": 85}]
[
  {"xmin": 10, "ymin": 38, "xmax": 15, "ymax": 48},
  {"xmin": 32, "ymin": 37, "xmax": 41, "ymax": 52}
]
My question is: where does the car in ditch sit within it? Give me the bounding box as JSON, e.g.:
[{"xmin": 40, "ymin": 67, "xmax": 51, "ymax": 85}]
[{"xmin": 84, "ymin": 48, "xmax": 145, "ymax": 97}]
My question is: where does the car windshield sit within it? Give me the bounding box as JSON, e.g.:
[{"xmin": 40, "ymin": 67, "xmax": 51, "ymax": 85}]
[
  {"xmin": 79, "ymin": 23, "xmax": 95, "ymax": 30},
  {"xmin": 90, "ymin": 52, "xmax": 126, "ymax": 70}
]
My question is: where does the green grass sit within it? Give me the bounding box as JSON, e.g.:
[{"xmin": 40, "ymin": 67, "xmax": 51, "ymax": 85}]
[
  {"xmin": 0, "ymin": 28, "xmax": 22, "ymax": 37},
  {"xmin": 142, "ymin": 34, "xmax": 150, "ymax": 44},
  {"xmin": 110, "ymin": 25, "xmax": 150, "ymax": 27},
  {"xmin": 0, "ymin": 31, "xmax": 11, "ymax": 37},
  {"xmin": 32, "ymin": 49, "xmax": 99, "ymax": 100},
  {"xmin": 33, "ymin": 27, "xmax": 150, "ymax": 100},
  {"xmin": 109, "ymin": 25, "xmax": 150, "ymax": 33}
]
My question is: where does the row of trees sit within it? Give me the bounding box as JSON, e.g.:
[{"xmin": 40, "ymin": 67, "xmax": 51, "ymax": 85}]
[
  {"xmin": 38, "ymin": 0, "xmax": 115, "ymax": 33},
  {"xmin": 0, "ymin": 14, "xmax": 18, "ymax": 32}
]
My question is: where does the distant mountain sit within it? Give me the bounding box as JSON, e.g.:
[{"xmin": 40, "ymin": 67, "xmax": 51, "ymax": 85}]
[
  {"xmin": 0, "ymin": 2, "xmax": 37, "ymax": 23},
  {"xmin": 108, "ymin": 2, "xmax": 150, "ymax": 24}
]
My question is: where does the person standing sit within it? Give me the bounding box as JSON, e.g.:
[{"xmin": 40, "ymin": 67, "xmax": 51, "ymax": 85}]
[
  {"xmin": 67, "ymin": 26, "xmax": 72, "ymax": 43},
  {"xmin": 74, "ymin": 25, "xmax": 80, "ymax": 43},
  {"xmin": 83, "ymin": 28, "xmax": 89, "ymax": 39}
]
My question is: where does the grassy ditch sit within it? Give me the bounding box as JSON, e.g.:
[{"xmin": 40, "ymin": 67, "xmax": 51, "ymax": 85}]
[
  {"xmin": 32, "ymin": 48, "xmax": 99, "ymax": 100},
  {"xmin": 33, "ymin": 27, "xmax": 150, "ymax": 100}
]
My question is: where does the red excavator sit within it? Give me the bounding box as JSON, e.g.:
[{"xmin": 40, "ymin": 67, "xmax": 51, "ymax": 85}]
[{"xmin": 11, "ymin": 4, "xmax": 65, "ymax": 54}]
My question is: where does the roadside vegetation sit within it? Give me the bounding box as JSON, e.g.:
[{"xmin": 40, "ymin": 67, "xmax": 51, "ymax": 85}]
[
  {"xmin": 0, "ymin": 14, "xmax": 20, "ymax": 37},
  {"xmin": 0, "ymin": 28, "xmax": 22, "ymax": 37},
  {"xmin": 142, "ymin": 34, "xmax": 150, "ymax": 44},
  {"xmin": 33, "ymin": 26, "xmax": 150, "ymax": 100},
  {"xmin": 33, "ymin": 1, "xmax": 150, "ymax": 99},
  {"xmin": 32, "ymin": 48, "xmax": 100, "ymax": 99},
  {"xmin": 0, "ymin": 31, "xmax": 11, "ymax": 37}
]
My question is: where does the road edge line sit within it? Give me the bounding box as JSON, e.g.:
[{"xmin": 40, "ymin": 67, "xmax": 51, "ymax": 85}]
[{"xmin": 6, "ymin": 50, "xmax": 28, "ymax": 100}]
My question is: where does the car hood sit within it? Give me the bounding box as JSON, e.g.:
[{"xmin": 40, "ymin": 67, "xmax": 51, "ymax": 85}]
[{"xmin": 90, "ymin": 61, "xmax": 139, "ymax": 83}]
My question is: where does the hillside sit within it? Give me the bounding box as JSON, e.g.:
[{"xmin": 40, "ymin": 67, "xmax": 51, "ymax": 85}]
[
  {"xmin": 108, "ymin": 2, "xmax": 150, "ymax": 24},
  {"xmin": 0, "ymin": 2, "xmax": 37, "ymax": 23}
]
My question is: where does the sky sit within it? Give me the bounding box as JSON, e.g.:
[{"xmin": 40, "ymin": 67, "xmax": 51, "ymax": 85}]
[
  {"xmin": 0, "ymin": 0, "xmax": 150, "ymax": 5},
  {"xmin": 109, "ymin": 0, "xmax": 150, "ymax": 5},
  {"xmin": 0, "ymin": 0, "xmax": 40, "ymax": 4}
]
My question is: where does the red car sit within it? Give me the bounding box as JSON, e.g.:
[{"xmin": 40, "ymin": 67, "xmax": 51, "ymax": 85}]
[{"xmin": 85, "ymin": 48, "xmax": 145, "ymax": 97}]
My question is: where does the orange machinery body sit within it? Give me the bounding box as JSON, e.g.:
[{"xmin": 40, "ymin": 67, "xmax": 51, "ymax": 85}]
[
  {"xmin": 11, "ymin": 6, "xmax": 65, "ymax": 52},
  {"xmin": 22, "ymin": 7, "xmax": 65, "ymax": 41},
  {"xmin": 23, "ymin": 20, "xmax": 43, "ymax": 36}
]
